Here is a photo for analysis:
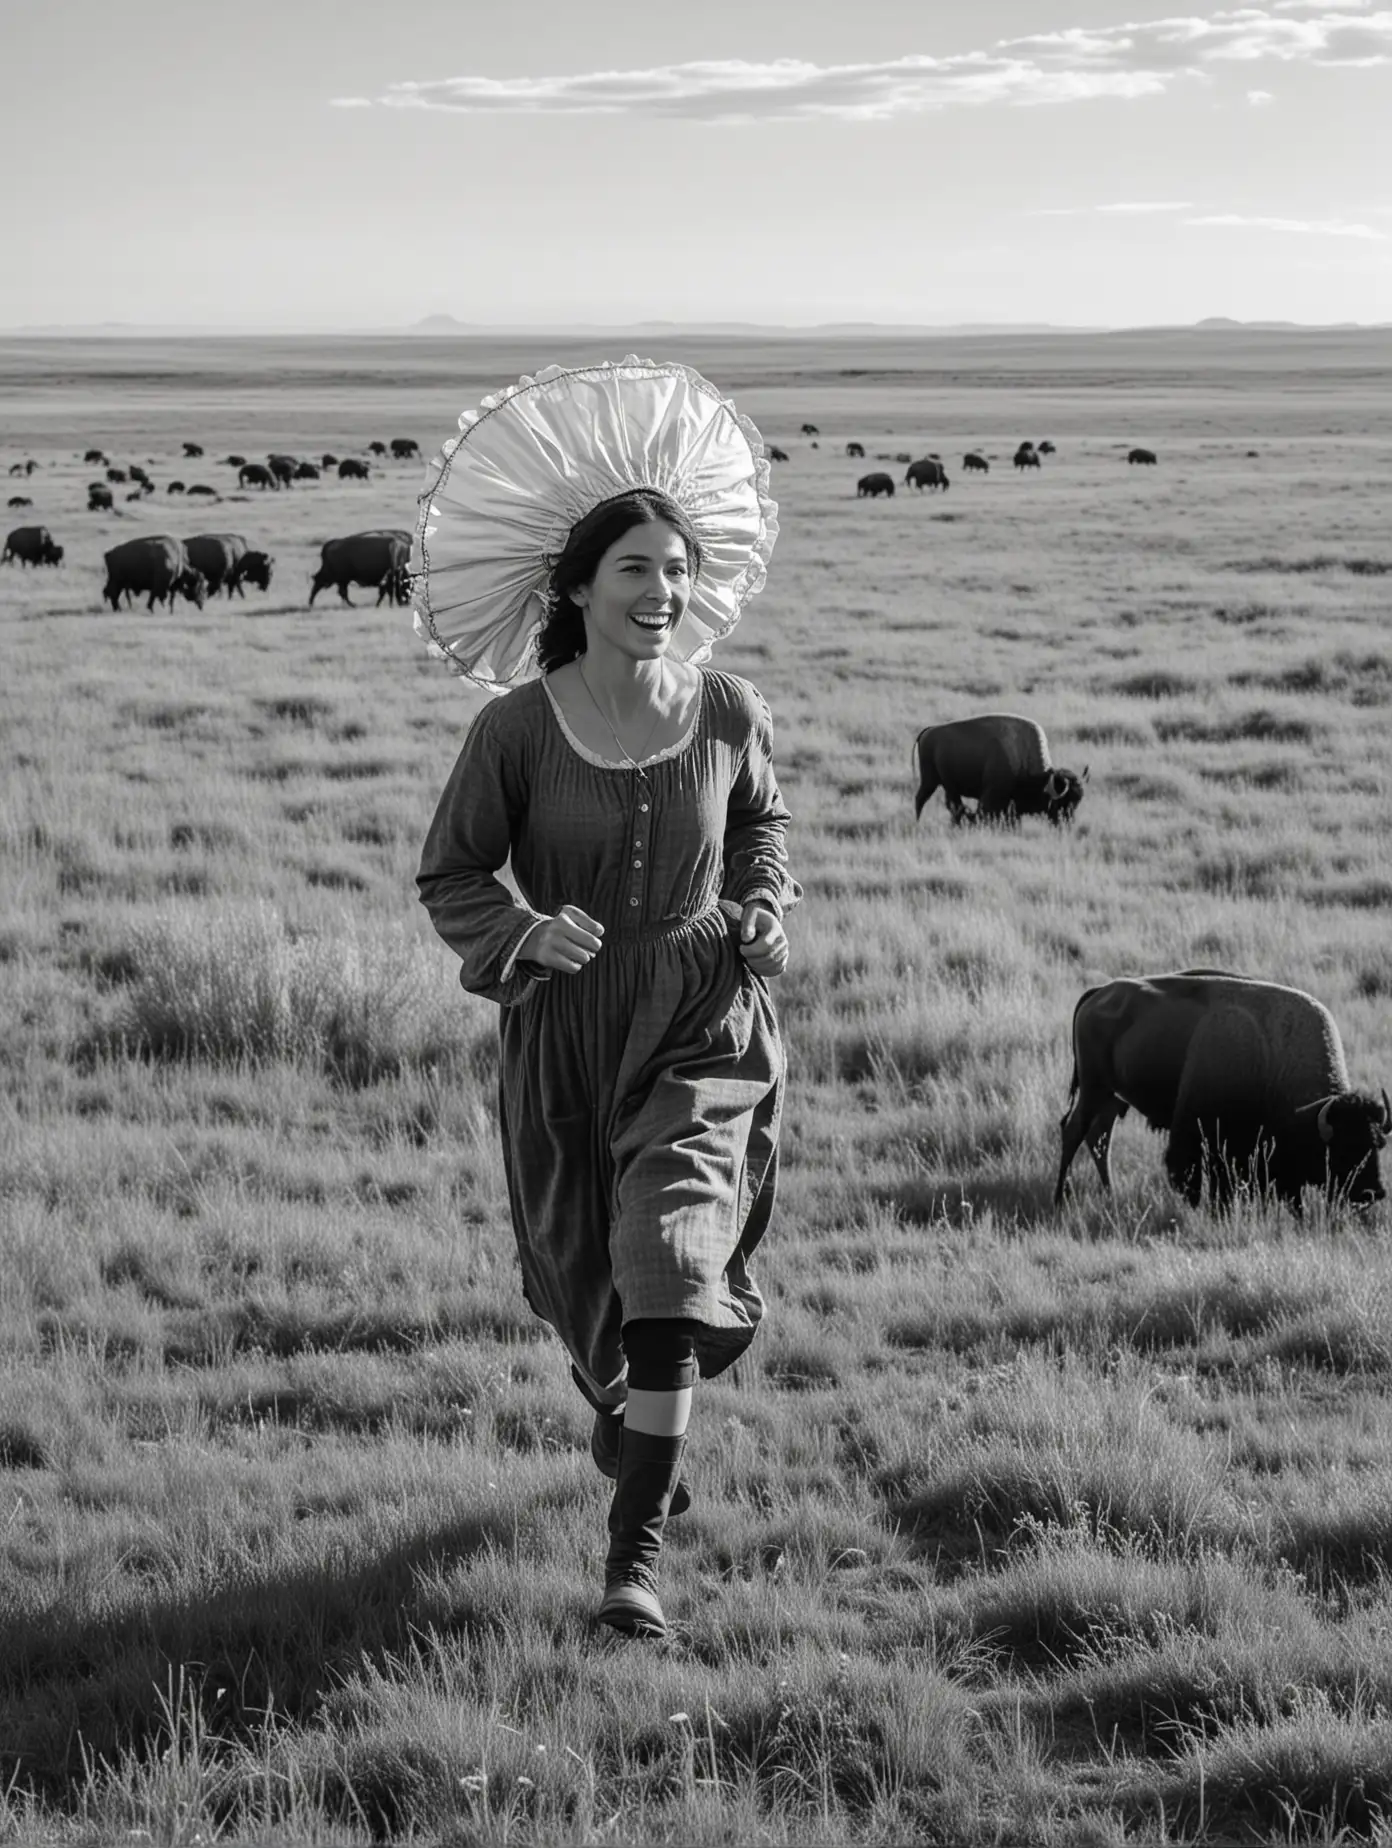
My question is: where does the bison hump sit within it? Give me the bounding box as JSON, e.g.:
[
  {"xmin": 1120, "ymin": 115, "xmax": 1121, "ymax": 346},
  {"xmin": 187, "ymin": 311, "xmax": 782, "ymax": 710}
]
[{"xmin": 937, "ymin": 713, "xmax": 1050, "ymax": 777}]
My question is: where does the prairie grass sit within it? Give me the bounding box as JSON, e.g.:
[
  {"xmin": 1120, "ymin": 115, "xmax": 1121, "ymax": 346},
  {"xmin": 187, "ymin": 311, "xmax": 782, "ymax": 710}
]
[{"xmin": 3, "ymin": 328, "xmax": 1392, "ymax": 1843}]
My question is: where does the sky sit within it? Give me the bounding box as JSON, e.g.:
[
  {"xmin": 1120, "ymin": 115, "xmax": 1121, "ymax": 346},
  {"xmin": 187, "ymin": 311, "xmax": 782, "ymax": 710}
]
[{"xmin": 3, "ymin": 0, "xmax": 1389, "ymax": 329}]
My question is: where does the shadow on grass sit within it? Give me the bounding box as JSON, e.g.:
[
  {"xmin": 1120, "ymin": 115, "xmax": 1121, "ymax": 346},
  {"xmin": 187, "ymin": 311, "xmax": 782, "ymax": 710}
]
[{"xmin": 0, "ymin": 1483, "xmax": 571, "ymax": 1809}]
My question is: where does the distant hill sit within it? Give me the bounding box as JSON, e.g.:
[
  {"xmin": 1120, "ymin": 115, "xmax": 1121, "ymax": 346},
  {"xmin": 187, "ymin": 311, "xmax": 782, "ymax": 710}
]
[
  {"xmin": 407, "ymin": 315, "xmax": 1112, "ymax": 336},
  {"xmin": 1193, "ymin": 316, "xmax": 1371, "ymax": 332}
]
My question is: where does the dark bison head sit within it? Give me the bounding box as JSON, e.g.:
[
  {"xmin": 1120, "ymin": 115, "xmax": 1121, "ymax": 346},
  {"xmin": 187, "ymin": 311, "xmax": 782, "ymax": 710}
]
[
  {"xmin": 241, "ymin": 551, "xmax": 273, "ymax": 591},
  {"xmin": 174, "ymin": 566, "xmax": 208, "ymax": 610},
  {"xmin": 44, "ymin": 541, "xmax": 63, "ymax": 565},
  {"xmin": 1043, "ymin": 765, "xmax": 1088, "ymax": 824},
  {"xmin": 375, "ymin": 564, "xmax": 411, "ymax": 607},
  {"xmin": 1312, "ymin": 1088, "xmax": 1390, "ymax": 1206}
]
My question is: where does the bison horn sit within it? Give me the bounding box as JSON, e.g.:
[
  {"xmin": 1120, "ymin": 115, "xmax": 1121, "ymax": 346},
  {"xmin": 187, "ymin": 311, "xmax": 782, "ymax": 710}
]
[
  {"xmin": 1381, "ymin": 1087, "xmax": 1391, "ymax": 1134},
  {"xmin": 1317, "ymin": 1098, "xmax": 1336, "ymax": 1143},
  {"xmin": 1080, "ymin": 764, "xmax": 1090, "ymax": 783},
  {"xmin": 1045, "ymin": 771, "xmax": 1065, "ymax": 799}
]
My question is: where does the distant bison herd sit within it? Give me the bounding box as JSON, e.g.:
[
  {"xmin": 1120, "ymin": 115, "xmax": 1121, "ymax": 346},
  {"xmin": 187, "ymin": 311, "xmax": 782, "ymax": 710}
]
[
  {"xmin": 3, "ymin": 434, "xmax": 424, "ymax": 610},
  {"xmin": 3, "ymin": 510, "xmax": 410, "ymax": 610},
  {"xmin": 764, "ymin": 432, "xmax": 1162, "ymax": 495}
]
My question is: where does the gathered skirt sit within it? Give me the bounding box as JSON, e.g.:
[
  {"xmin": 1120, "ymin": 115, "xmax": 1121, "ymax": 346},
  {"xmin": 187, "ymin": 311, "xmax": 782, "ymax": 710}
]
[{"xmin": 496, "ymin": 907, "xmax": 784, "ymax": 1404}]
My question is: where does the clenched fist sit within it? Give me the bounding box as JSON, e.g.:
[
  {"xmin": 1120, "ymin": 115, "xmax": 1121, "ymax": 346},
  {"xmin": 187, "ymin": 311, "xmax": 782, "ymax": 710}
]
[
  {"xmin": 739, "ymin": 902, "xmax": 788, "ymax": 979},
  {"xmin": 519, "ymin": 904, "xmax": 605, "ymax": 975}
]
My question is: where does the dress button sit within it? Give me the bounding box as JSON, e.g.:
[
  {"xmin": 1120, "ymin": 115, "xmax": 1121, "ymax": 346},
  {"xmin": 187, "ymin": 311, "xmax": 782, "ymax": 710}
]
[
  {"xmin": 633, "ymin": 858, "xmax": 643, "ymax": 868},
  {"xmin": 629, "ymin": 897, "xmax": 639, "ymax": 907},
  {"xmin": 639, "ymin": 803, "xmax": 650, "ymax": 813}
]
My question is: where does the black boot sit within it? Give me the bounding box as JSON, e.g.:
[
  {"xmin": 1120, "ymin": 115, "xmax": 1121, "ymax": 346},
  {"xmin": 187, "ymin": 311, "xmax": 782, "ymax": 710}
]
[
  {"xmin": 596, "ymin": 1426, "xmax": 686, "ymax": 1638},
  {"xmin": 591, "ymin": 1409, "xmax": 691, "ymax": 1517}
]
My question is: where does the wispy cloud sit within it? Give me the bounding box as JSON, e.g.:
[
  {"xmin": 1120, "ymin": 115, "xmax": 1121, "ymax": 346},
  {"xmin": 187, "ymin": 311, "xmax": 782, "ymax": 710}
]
[
  {"xmin": 371, "ymin": 57, "xmax": 1173, "ymax": 122},
  {"xmin": 350, "ymin": 8, "xmax": 1392, "ymax": 122},
  {"xmin": 1185, "ymin": 212, "xmax": 1385, "ymax": 237},
  {"xmin": 329, "ymin": 97, "xmax": 373, "ymax": 108},
  {"xmin": 1247, "ymin": 86, "xmax": 1278, "ymax": 100}
]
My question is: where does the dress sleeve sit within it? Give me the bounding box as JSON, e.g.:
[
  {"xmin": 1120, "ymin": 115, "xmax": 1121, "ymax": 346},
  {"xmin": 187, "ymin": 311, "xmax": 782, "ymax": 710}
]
[
  {"xmin": 722, "ymin": 685, "xmax": 802, "ymax": 918},
  {"xmin": 416, "ymin": 700, "xmax": 552, "ymax": 1006}
]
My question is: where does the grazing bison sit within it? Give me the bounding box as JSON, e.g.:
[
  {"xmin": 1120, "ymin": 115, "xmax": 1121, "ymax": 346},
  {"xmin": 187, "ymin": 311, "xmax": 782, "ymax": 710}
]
[
  {"xmin": 857, "ymin": 472, "xmax": 895, "ymax": 498},
  {"xmin": 1013, "ymin": 444, "xmax": 1040, "ymax": 471},
  {"xmin": 235, "ymin": 549, "xmax": 274, "ymax": 594},
  {"xmin": 845, "ymin": 441, "xmax": 865, "ymax": 458},
  {"xmin": 768, "ymin": 446, "xmax": 789, "ymax": 463},
  {"xmin": 87, "ymin": 484, "xmax": 114, "ymax": 511},
  {"xmin": 225, "ymin": 454, "xmax": 247, "ymax": 467},
  {"xmin": 4, "ymin": 525, "xmax": 63, "ymax": 566},
  {"xmin": 905, "ymin": 458, "xmax": 949, "ymax": 492},
  {"xmin": 367, "ymin": 441, "xmax": 387, "ymax": 457},
  {"xmin": 337, "ymin": 458, "xmax": 371, "ymax": 480},
  {"xmin": 390, "ymin": 437, "xmax": 420, "ymax": 459},
  {"xmin": 321, "ymin": 453, "xmax": 339, "ymax": 469},
  {"xmin": 106, "ymin": 467, "xmax": 127, "ymax": 483},
  {"xmin": 103, "ymin": 535, "xmax": 204, "ymax": 611},
  {"xmin": 1128, "ymin": 447, "xmax": 1158, "ymax": 465},
  {"xmin": 1038, "ymin": 440, "xmax": 1056, "ymax": 455},
  {"xmin": 913, "ymin": 714, "xmax": 1087, "ymax": 827},
  {"xmin": 186, "ymin": 484, "xmax": 217, "ymax": 498},
  {"xmin": 83, "ymin": 448, "xmax": 106, "ymax": 465},
  {"xmin": 293, "ymin": 461, "xmax": 320, "ymax": 480},
  {"xmin": 168, "ymin": 481, "xmax": 186, "ymax": 494},
  {"xmin": 1055, "ymin": 972, "xmax": 1390, "ymax": 1212},
  {"xmin": 239, "ymin": 463, "xmax": 278, "ymax": 490},
  {"xmin": 800, "ymin": 423, "xmax": 819, "ymax": 436},
  {"xmin": 183, "ymin": 532, "xmax": 248, "ymax": 596},
  {"xmin": 7, "ymin": 495, "xmax": 32, "ymax": 508},
  {"xmin": 309, "ymin": 529, "xmax": 411, "ymax": 607},
  {"xmin": 129, "ymin": 466, "xmax": 152, "ymax": 486},
  {"xmin": 962, "ymin": 452, "xmax": 989, "ymax": 473},
  {"xmin": 183, "ymin": 442, "xmax": 204, "ymax": 458},
  {"xmin": 266, "ymin": 454, "xmax": 298, "ymax": 488}
]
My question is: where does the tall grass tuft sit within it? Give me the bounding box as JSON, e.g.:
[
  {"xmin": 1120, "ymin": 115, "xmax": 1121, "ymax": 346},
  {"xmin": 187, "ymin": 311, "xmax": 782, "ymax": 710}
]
[{"xmin": 88, "ymin": 903, "xmax": 491, "ymax": 1086}]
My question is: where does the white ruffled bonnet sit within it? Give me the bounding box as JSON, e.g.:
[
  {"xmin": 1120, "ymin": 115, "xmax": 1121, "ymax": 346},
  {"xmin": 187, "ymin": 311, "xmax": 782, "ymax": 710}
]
[{"xmin": 410, "ymin": 356, "xmax": 779, "ymax": 693}]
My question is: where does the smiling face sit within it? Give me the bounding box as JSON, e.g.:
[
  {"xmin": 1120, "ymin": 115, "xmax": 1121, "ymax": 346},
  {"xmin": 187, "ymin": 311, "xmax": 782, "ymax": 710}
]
[{"xmin": 571, "ymin": 519, "xmax": 694, "ymax": 664}]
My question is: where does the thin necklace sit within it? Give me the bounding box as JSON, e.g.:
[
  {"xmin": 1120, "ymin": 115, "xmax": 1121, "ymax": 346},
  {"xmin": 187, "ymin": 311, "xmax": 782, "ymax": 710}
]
[{"xmin": 577, "ymin": 661, "xmax": 666, "ymax": 773}]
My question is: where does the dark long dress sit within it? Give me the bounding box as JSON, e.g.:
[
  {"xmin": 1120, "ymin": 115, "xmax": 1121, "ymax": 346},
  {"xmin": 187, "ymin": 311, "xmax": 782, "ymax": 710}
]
[{"xmin": 417, "ymin": 667, "xmax": 801, "ymax": 1407}]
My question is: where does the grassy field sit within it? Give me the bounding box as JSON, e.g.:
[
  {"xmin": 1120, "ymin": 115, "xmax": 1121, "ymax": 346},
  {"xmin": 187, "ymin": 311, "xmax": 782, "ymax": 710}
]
[{"xmin": 4, "ymin": 328, "xmax": 1392, "ymax": 1846}]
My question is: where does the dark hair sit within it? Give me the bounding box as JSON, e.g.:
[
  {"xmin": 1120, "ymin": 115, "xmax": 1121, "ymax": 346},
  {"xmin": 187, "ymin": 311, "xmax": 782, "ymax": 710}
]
[{"xmin": 535, "ymin": 488, "xmax": 702, "ymax": 673}]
